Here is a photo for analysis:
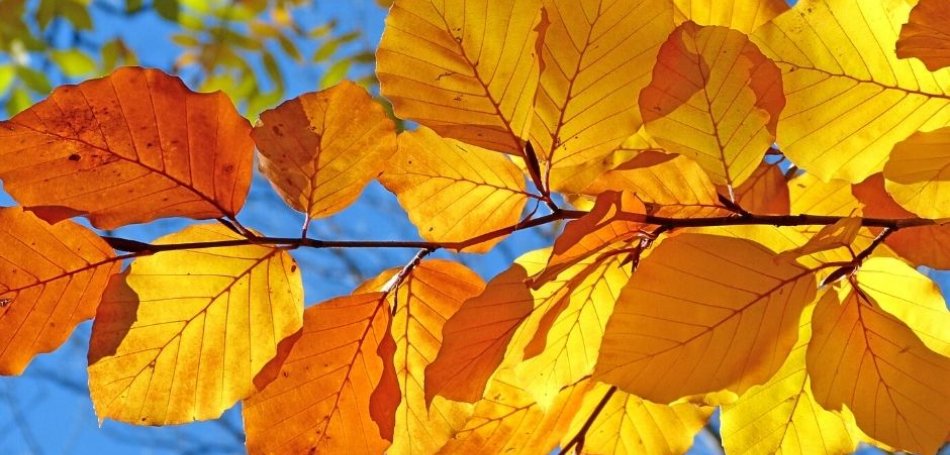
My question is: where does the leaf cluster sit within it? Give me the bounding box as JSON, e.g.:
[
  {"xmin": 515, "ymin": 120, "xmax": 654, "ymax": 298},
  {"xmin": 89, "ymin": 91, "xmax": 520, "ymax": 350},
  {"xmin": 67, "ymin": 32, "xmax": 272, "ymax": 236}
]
[{"xmin": 1, "ymin": 1, "xmax": 950, "ymax": 454}]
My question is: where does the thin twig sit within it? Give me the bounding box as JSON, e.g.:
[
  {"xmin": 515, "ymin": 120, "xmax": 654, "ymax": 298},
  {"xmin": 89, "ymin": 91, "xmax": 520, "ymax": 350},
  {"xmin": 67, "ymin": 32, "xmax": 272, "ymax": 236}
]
[{"xmin": 558, "ymin": 386, "xmax": 617, "ymax": 455}]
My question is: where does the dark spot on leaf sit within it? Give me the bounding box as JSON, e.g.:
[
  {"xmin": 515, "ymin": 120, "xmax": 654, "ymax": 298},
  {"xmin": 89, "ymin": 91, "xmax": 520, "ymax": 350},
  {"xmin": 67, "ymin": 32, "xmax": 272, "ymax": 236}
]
[
  {"xmin": 68, "ymin": 154, "xmax": 81, "ymax": 161},
  {"xmin": 291, "ymin": 264, "xmax": 297, "ymax": 273}
]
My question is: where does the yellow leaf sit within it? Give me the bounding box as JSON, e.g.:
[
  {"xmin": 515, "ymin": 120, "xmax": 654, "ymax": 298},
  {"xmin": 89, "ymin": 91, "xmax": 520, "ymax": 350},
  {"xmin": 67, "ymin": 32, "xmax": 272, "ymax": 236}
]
[
  {"xmin": 641, "ymin": 22, "xmax": 784, "ymax": 188},
  {"xmin": 883, "ymin": 127, "xmax": 950, "ymax": 219},
  {"xmin": 436, "ymin": 372, "xmax": 590, "ymax": 454},
  {"xmin": 721, "ymin": 302, "xmax": 855, "ymax": 455},
  {"xmin": 88, "ymin": 224, "xmax": 303, "ymax": 425},
  {"xmin": 564, "ymin": 383, "xmax": 713, "ymax": 455},
  {"xmin": 0, "ymin": 207, "xmax": 121, "ymax": 375},
  {"xmin": 673, "ymin": 0, "xmax": 789, "ymax": 34},
  {"xmin": 582, "ymin": 151, "xmax": 730, "ymax": 219},
  {"xmin": 788, "ymin": 173, "xmax": 860, "ymax": 217},
  {"xmin": 252, "ymin": 81, "xmax": 397, "ymax": 219},
  {"xmin": 530, "ymin": 0, "xmax": 674, "ymax": 191},
  {"xmin": 857, "ymin": 257, "xmax": 950, "ymax": 356},
  {"xmin": 896, "ymin": 0, "xmax": 950, "ymax": 71},
  {"xmin": 379, "ymin": 127, "xmax": 530, "ymax": 253},
  {"xmin": 0, "ymin": 67, "xmax": 253, "ymax": 229},
  {"xmin": 514, "ymin": 255, "xmax": 630, "ymax": 407},
  {"xmin": 242, "ymin": 292, "xmax": 396, "ymax": 455},
  {"xmin": 808, "ymin": 288, "xmax": 950, "ymax": 455},
  {"xmin": 731, "ymin": 162, "xmax": 790, "ymax": 215},
  {"xmin": 776, "ymin": 217, "xmax": 862, "ymax": 263},
  {"xmin": 357, "ymin": 260, "xmax": 484, "ymax": 455},
  {"xmin": 853, "ymin": 173, "xmax": 950, "ymax": 269},
  {"xmin": 535, "ymin": 191, "xmax": 646, "ymax": 284},
  {"xmin": 751, "ymin": 0, "xmax": 950, "ymax": 182},
  {"xmin": 595, "ymin": 233, "xmax": 816, "ymax": 403},
  {"xmin": 377, "ymin": 0, "xmax": 544, "ymax": 154}
]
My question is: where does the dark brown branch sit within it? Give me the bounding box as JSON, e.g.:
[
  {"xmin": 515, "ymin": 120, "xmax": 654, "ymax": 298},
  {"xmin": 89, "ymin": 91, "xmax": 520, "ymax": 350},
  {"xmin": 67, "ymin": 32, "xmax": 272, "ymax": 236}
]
[
  {"xmin": 102, "ymin": 211, "xmax": 940, "ymax": 257},
  {"xmin": 558, "ymin": 386, "xmax": 617, "ymax": 455}
]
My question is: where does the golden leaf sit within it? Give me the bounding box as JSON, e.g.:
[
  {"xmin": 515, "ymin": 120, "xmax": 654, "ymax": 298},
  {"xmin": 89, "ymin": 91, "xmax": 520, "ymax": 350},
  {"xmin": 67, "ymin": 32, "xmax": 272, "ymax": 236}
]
[
  {"xmin": 641, "ymin": 22, "xmax": 784, "ymax": 188},
  {"xmin": 379, "ymin": 127, "xmax": 530, "ymax": 253},
  {"xmin": 0, "ymin": 67, "xmax": 253, "ymax": 229},
  {"xmin": 896, "ymin": 0, "xmax": 950, "ymax": 71},
  {"xmin": 721, "ymin": 303, "xmax": 855, "ymax": 455},
  {"xmin": 808, "ymin": 288, "xmax": 950, "ymax": 455},
  {"xmin": 0, "ymin": 207, "xmax": 121, "ymax": 375},
  {"xmin": 751, "ymin": 0, "xmax": 950, "ymax": 182},
  {"xmin": 243, "ymin": 292, "xmax": 396, "ymax": 455},
  {"xmin": 564, "ymin": 383, "xmax": 713, "ymax": 455},
  {"xmin": 673, "ymin": 0, "xmax": 789, "ymax": 33},
  {"xmin": 88, "ymin": 224, "xmax": 303, "ymax": 425},
  {"xmin": 252, "ymin": 81, "xmax": 397, "ymax": 219},
  {"xmin": 731, "ymin": 162, "xmax": 790, "ymax": 215},
  {"xmin": 883, "ymin": 127, "xmax": 950, "ymax": 219},
  {"xmin": 530, "ymin": 0, "xmax": 673, "ymax": 191},
  {"xmin": 595, "ymin": 233, "xmax": 816, "ymax": 403},
  {"xmin": 377, "ymin": 0, "xmax": 544, "ymax": 154}
]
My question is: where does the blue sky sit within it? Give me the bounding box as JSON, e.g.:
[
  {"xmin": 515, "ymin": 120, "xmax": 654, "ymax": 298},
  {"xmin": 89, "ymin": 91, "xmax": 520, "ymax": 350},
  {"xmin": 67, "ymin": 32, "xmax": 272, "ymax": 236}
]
[{"xmin": 0, "ymin": 1, "xmax": 947, "ymax": 454}]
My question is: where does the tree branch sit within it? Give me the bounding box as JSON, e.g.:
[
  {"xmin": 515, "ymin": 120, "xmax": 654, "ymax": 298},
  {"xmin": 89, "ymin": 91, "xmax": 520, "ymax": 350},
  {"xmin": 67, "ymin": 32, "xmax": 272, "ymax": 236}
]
[{"xmin": 558, "ymin": 386, "xmax": 617, "ymax": 455}]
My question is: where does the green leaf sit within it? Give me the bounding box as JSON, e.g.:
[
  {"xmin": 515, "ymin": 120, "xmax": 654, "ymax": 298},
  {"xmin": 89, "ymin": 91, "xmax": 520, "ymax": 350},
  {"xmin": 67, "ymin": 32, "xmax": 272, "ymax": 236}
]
[
  {"xmin": 50, "ymin": 49, "xmax": 97, "ymax": 78},
  {"xmin": 320, "ymin": 59, "xmax": 351, "ymax": 89},
  {"xmin": 59, "ymin": 1, "xmax": 93, "ymax": 30},
  {"xmin": 0, "ymin": 65, "xmax": 15, "ymax": 96},
  {"xmin": 15, "ymin": 66, "xmax": 51, "ymax": 94},
  {"xmin": 6, "ymin": 85, "xmax": 32, "ymax": 117},
  {"xmin": 154, "ymin": 0, "xmax": 180, "ymax": 22}
]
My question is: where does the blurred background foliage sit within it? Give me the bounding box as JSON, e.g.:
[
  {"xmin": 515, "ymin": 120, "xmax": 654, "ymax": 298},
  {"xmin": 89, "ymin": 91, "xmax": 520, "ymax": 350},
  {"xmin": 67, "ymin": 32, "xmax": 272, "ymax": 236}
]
[{"xmin": 0, "ymin": 0, "xmax": 380, "ymax": 119}]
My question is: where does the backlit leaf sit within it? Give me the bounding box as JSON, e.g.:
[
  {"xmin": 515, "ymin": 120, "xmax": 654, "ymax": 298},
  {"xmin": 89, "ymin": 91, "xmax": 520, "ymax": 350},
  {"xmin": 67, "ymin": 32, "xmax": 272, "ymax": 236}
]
[
  {"xmin": 883, "ymin": 127, "xmax": 950, "ymax": 219},
  {"xmin": 641, "ymin": 22, "xmax": 784, "ymax": 188},
  {"xmin": 721, "ymin": 303, "xmax": 855, "ymax": 455},
  {"xmin": 88, "ymin": 224, "xmax": 303, "ymax": 425},
  {"xmin": 582, "ymin": 151, "xmax": 730, "ymax": 218},
  {"xmin": 595, "ymin": 233, "xmax": 816, "ymax": 403},
  {"xmin": 853, "ymin": 173, "xmax": 950, "ymax": 269},
  {"xmin": 564, "ymin": 383, "xmax": 713, "ymax": 455},
  {"xmin": 776, "ymin": 217, "xmax": 862, "ymax": 264},
  {"xmin": 377, "ymin": 0, "xmax": 544, "ymax": 154},
  {"xmin": 530, "ymin": 0, "xmax": 673, "ymax": 191},
  {"xmin": 896, "ymin": 0, "xmax": 950, "ymax": 71},
  {"xmin": 253, "ymin": 81, "xmax": 397, "ymax": 219},
  {"xmin": 243, "ymin": 292, "xmax": 396, "ymax": 455},
  {"xmin": 856, "ymin": 257, "xmax": 950, "ymax": 356},
  {"xmin": 437, "ymin": 373, "xmax": 590, "ymax": 454},
  {"xmin": 0, "ymin": 68, "xmax": 253, "ymax": 229},
  {"xmin": 357, "ymin": 260, "xmax": 484, "ymax": 455},
  {"xmin": 0, "ymin": 207, "xmax": 121, "ymax": 375},
  {"xmin": 673, "ymin": 0, "xmax": 788, "ymax": 33},
  {"xmin": 731, "ymin": 162, "xmax": 790, "ymax": 215},
  {"xmin": 808, "ymin": 287, "xmax": 950, "ymax": 455},
  {"xmin": 379, "ymin": 127, "xmax": 529, "ymax": 253},
  {"xmin": 751, "ymin": 0, "xmax": 950, "ymax": 182}
]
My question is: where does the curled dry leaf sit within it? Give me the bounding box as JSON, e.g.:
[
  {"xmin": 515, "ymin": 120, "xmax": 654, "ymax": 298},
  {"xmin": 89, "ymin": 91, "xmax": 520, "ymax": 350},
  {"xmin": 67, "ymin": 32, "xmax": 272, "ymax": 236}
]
[
  {"xmin": 253, "ymin": 81, "xmax": 397, "ymax": 220},
  {"xmin": 88, "ymin": 224, "xmax": 303, "ymax": 425},
  {"xmin": 0, "ymin": 207, "xmax": 121, "ymax": 375},
  {"xmin": 0, "ymin": 67, "xmax": 253, "ymax": 229}
]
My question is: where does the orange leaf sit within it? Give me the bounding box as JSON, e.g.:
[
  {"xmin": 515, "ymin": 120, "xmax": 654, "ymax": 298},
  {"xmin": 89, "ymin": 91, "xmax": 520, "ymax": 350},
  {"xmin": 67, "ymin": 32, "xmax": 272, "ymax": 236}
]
[
  {"xmin": 730, "ymin": 162, "xmax": 790, "ymax": 215},
  {"xmin": 883, "ymin": 127, "xmax": 950, "ymax": 219},
  {"xmin": 808, "ymin": 289, "xmax": 950, "ymax": 455},
  {"xmin": 356, "ymin": 260, "xmax": 485, "ymax": 455},
  {"xmin": 595, "ymin": 233, "xmax": 816, "ymax": 403},
  {"xmin": 377, "ymin": 0, "xmax": 545, "ymax": 154},
  {"xmin": 853, "ymin": 173, "xmax": 950, "ymax": 269},
  {"xmin": 530, "ymin": 0, "xmax": 674, "ymax": 191},
  {"xmin": 252, "ymin": 81, "xmax": 397, "ymax": 219},
  {"xmin": 243, "ymin": 292, "xmax": 397, "ymax": 454},
  {"xmin": 379, "ymin": 127, "xmax": 529, "ymax": 253},
  {"xmin": 425, "ymin": 262, "xmax": 535, "ymax": 405},
  {"xmin": 88, "ymin": 224, "xmax": 303, "ymax": 425},
  {"xmin": 0, "ymin": 207, "xmax": 121, "ymax": 375},
  {"xmin": 0, "ymin": 67, "xmax": 253, "ymax": 229},
  {"xmin": 640, "ymin": 22, "xmax": 784, "ymax": 188},
  {"xmin": 896, "ymin": 0, "xmax": 950, "ymax": 71}
]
